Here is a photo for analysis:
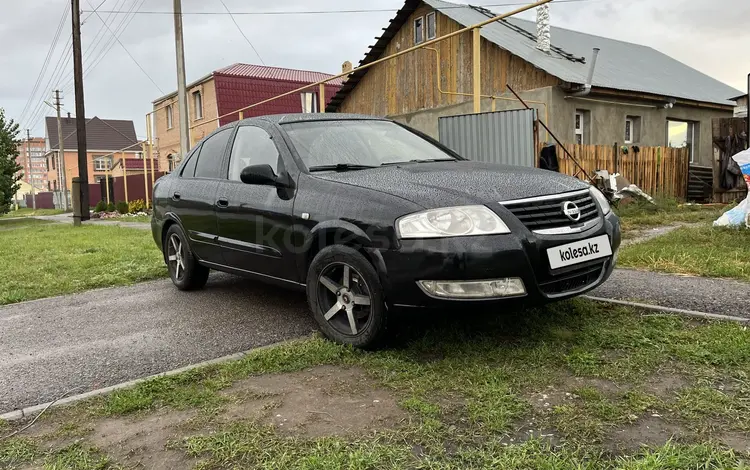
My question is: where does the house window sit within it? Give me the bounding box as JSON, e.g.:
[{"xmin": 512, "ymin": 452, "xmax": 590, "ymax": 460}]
[
  {"xmin": 625, "ymin": 116, "xmax": 642, "ymax": 144},
  {"xmin": 574, "ymin": 110, "xmax": 591, "ymax": 144},
  {"xmin": 426, "ymin": 12, "xmax": 436, "ymax": 40},
  {"xmin": 667, "ymin": 120, "xmax": 698, "ymax": 163},
  {"xmin": 193, "ymin": 91, "xmax": 203, "ymax": 120},
  {"xmin": 414, "ymin": 16, "xmax": 425, "ymax": 45},
  {"xmin": 94, "ymin": 157, "xmax": 112, "ymax": 171},
  {"xmin": 625, "ymin": 118, "xmax": 633, "ymax": 144},
  {"xmin": 301, "ymin": 92, "xmax": 318, "ymax": 113},
  {"xmin": 166, "ymin": 104, "xmax": 173, "ymax": 129}
]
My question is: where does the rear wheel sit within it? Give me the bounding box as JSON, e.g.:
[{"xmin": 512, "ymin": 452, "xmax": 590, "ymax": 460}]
[
  {"xmin": 307, "ymin": 246, "xmax": 387, "ymax": 349},
  {"xmin": 164, "ymin": 224, "xmax": 209, "ymax": 291}
]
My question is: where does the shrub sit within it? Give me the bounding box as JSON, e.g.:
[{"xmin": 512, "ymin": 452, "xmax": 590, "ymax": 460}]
[
  {"xmin": 106, "ymin": 202, "xmax": 116, "ymax": 212},
  {"xmin": 116, "ymin": 201, "xmax": 129, "ymax": 214},
  {"xmin": 94, "ymin": 200, "xmax": 107, "ymax": 212},
  {"xmin": 128, "ymin": 199, "xmax": 146, "ymax": 214}
]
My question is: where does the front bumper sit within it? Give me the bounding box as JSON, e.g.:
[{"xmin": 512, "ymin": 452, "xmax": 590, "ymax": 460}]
[{"xmin": 377, "ymin": 211, "xmax": 621, "ymax": 309}]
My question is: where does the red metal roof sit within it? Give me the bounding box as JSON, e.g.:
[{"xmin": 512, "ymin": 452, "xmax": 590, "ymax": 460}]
[{"xmin": 215, "ymin": 63, "xmax": 345, "ymax": 86}]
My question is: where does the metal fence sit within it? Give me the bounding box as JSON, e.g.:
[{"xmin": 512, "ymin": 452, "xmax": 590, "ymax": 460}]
[{"xmin": 438, "ymin": 109, "xmax": 537, "ymax": 167}]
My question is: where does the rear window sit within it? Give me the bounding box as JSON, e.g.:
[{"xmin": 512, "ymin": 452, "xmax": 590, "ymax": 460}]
[{"xmin": 282, "ymin": 120, "xmax": 456, "ymax": 169}]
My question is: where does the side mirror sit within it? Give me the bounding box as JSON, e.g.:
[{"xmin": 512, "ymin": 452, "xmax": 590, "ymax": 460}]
[{"xmin": 240, "ymin": 164, "xmax": 278, "ymax": 186}]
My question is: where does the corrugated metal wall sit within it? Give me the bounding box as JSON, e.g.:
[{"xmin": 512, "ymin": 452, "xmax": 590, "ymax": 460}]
[{"xmin": 438, "ymin": 109, "xmax": 536, "ymax": 167}]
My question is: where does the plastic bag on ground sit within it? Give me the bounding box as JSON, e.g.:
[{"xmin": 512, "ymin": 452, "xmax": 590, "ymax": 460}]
[{"xmin": 713, "ymin": 149, "xmax": 750, "ymax": 228}]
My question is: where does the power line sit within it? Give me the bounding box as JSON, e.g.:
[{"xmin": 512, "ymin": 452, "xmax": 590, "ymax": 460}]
[
  {"xmin": 82, "ymin": 0, "xmax": 144, "ymax": 82},
  {"xmin": 83, "ymin": 0, "xmax": 596, "ymax": 16},
  {"xmin": 25, "ymin": 0, "xmax": 111, "ymax": 133},
  {"xmin": 217, "ymin": 0, "xmax": 265, "ymax": 65},
  {"xmin": 18, "ymin": 0, "xmax": 69, "ymax": 127},
  {"xmin": 59, "ymin": 0, "xmax": 134, "ymax": 89},
  {"xmin": 88, "ymin": 1, "xmax": 164, "ymax": 94}
]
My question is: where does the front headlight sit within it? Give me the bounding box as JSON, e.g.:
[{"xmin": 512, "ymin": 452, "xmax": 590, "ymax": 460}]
[
  {"xmin": 397, "ymin": 205, "xmax": 510, "ymax": 239},
  {"xmin": 589, "ymin": 186, "xmax": 611, "ymax": 215}
]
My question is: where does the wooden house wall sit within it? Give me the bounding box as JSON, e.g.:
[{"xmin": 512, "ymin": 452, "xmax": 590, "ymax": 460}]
[{"xmin": 339, "ymin": 4, "xmax": 560, "ymax": 116}]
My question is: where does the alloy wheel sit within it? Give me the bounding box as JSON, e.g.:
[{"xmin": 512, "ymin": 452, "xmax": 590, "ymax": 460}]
[
  {"xmin": 317, "ymin": 262, "xmax": 372, "ymax": 335},
  {"xmin": 167, "ymin": 233, "xmax": 186, "ymax": 281}
]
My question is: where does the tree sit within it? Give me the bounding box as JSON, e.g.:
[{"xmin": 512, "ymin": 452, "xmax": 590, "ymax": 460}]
[{"xmin": 0, "ymin": 108, "xmax": 22, "ymax": 214}]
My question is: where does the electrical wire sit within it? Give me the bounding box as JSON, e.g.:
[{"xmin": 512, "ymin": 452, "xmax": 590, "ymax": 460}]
[
  {"xmin": 24, "ymin": 0, "xmax": 111, "ymax": 133},
  {"xmin": 88, "ymin": 2, "xmax": 164, "ymax": 94},
  {"xmin": 18, "ymin": 0, "xmax": 69, "ymax": 127},
  {"xmin": 0, "ymin": 387, "xmax": 82, "ymax": 442},
  {"xmin": 217, "ymin": 0, "xmax": 265, "ymax": 65},
  {"xmin": 84, "ymin": 0, "xmax": 597, "ymax": 16},
  {"xmin": 83, "ymin": 0, "xmax": 146, "ymax": 83},
  {"xmin": 57, "ymin": 0, "xmax": 135, "ymax": 91}
]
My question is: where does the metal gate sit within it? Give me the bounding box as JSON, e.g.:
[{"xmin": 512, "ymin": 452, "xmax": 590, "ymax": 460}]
[{"xmin": 438, "ymin": 109, "xmax": 536, "ymax": 167}]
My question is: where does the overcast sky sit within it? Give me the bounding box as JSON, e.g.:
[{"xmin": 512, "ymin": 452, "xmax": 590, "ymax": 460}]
[{"xmin": 1, "ymin": 0, "xmax": 748, "ymax": 138}]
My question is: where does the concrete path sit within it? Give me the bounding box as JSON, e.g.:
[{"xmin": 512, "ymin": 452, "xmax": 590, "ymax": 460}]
[
  {"xmin": 2, "ymin": 266, "xmax": 747, "ymax": 414},
  {"xmin": 592, "ymin": 268, "xmax": 750, "ymax": 320},
  {"xmin": 0, "ymin": 273, "xmax": 315, "ymax": 414}
]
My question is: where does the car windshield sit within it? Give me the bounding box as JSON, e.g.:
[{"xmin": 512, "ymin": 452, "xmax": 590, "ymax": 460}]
[{"xmin": 282, "ymin": 120, "xmax": 457, "ymax": 170}]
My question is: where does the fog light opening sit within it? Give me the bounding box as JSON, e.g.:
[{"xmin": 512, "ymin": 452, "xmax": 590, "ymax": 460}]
[{"xmin": 418, "ymin": 278, "xmax": 526, "ymax": 299}]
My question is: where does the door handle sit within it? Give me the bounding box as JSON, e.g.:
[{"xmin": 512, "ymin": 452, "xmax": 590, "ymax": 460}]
[
  {"xmin": 216, "ymin": 198, "xmax": 229, "ymax": 208},
  {"xmin": 172, "ymin": 192, "xmax": 181, "ymax": 201}
]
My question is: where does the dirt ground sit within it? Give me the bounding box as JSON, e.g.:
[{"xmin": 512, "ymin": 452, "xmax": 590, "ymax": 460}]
[
  {"xmin": 8, "ymin": 364, "xmax": 748, "ymax": 469},
  {"xmin": 16, "ymin": 366, "xmax": 406, "ymax": 469}
]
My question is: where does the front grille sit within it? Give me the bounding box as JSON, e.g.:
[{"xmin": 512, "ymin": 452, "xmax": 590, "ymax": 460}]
[
  {"xmin": 501, "ymin": 190, "xmax": 599, "ymax": 231},
  {"xmin": 538, "ymin": 260, "xmax": 605, "ymax": 295}
]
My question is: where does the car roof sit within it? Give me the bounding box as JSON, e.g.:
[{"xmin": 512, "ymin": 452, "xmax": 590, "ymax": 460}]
[{"xmin": 239, "ymin": 113, "xmax": 390, "ymax": 126}]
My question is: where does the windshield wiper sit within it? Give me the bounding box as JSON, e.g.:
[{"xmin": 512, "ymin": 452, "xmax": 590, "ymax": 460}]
[
  {"xmin": 308, "ymin": 163, "xmax": 379, "ymax": 172},
  {"xmin": 381, "ymin": 158, "xmax": 456, "ymax": 166}
]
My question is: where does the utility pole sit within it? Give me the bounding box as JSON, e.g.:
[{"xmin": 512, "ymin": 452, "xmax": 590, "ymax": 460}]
[
  {"xmin": 72, "ymin": 0, "xmax": 89, "ymax": 220},
  {"xmin": 173, "ymin": 0, "xmax": 190, "ymax": 157},
  {"xmin": 26, "ymin": 129, "xmax": 36, "ymax": 210},
  {"xmin": 54, "ymin": 90, "xmax": 69, "ymax": 211}
]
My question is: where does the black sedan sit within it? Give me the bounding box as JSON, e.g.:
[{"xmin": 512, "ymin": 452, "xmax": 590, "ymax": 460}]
[{"xmin": 152, "ymin": 114, "xmax": 620, "ymax": 348}]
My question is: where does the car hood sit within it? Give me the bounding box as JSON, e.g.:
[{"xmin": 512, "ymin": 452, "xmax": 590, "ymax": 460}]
[{"xmin": 312, "ymin": 161, "xmax": 589, "ymax": 209}]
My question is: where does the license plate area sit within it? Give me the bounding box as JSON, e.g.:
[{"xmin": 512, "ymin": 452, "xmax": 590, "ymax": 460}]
[{"xmin": 547, "ymin": 234, "xmax": 612, "ymax": 270}]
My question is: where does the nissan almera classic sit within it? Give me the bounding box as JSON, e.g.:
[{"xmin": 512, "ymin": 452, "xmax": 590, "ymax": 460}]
[{"xmin": 151, "ymin": 114, "xmax": 620, "ymax": 348}]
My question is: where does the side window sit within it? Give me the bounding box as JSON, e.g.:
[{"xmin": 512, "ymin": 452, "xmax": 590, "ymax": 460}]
[
  {"xmin": 228, "ymin": 126, "xmax": 281, "ymax": 181},
  {"xmin": 180, "ymin": 145, "xmax": 201, "ymax": 178},
  {"xmin": 194, "ymin": 128, "xmax": 233, "ymax": 179}
]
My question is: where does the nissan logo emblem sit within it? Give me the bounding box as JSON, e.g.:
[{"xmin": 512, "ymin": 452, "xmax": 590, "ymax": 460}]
[{"xmin": 562, "ymin": 201, "xmax": 581, "ymax": 222}]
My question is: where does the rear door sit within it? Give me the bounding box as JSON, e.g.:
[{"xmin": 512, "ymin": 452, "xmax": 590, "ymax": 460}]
[
  {"xmin": 169, "ymin": 127, "xmax": 234, "ymax": 263},
  {"xmin": 215, "ymin": 123, "xmax": 299, "ymax": 282}
]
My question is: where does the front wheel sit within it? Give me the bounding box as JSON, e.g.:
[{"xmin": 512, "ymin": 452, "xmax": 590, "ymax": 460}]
[
  {"xmin": 306, "ymin": 246, "xmax": 388, "ymax": 349},
  {"xmin": 164, "ymin": 224, "xmax": 210, "ymax": 291}
]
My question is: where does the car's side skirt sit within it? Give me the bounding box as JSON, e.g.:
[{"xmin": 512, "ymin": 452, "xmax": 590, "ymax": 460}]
[{"xmin": 199, "ymin": 260, "xmax": 306, "ymax": 292}]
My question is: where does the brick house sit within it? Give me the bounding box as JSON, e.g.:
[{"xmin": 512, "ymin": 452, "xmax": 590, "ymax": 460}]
[
  {"xmin": 151, "ymin": 63, "xmax": 344, "ymax": 172},
  {"xmin": 44, "ymin": 116, "xmax": 150, "ymax": 191},
  {"xmin": 16, "ymin": 137, "xmax": 47, "ymax": 189}
]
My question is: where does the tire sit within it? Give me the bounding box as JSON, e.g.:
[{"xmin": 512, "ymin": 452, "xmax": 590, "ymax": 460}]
[
  {"xmin": 164, "ymin": 224, "xmax": 210, "ymax": 291},
  {"xmin": 306, "ymin": 245, "xmax": 388, "ymax": 349}
]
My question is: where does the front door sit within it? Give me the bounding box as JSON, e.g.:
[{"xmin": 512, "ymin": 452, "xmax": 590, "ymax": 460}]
[
  {"xmin": 169, "ymin": 127, "xmax": 234, "ymax": 264},
  {"xmin": 215, "ymin": 124, "xmax": 299, "ymax": 282}
]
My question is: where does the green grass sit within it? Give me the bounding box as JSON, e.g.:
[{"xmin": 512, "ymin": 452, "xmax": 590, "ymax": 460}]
[
  {"xmin": 0, "ymin": 218, "xmax": 166, "ymax": 305},
  {"xmin": 0, "ymin": 208, "xmax": 67, "ymax": 218},
  {"xmin": 618, "ymin": 225, "xmax": 750, "ymax": 281},
  {"xmin": 6, "ymin": 300, "xmax": 750, "ymax": 468},
  {"xmin": 614, "ymin": 198, "xmax": 728, "ymax": 232},
  {"xmin": 0, "ymin": 437, "xmax": 38, "ymax": 468}
]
